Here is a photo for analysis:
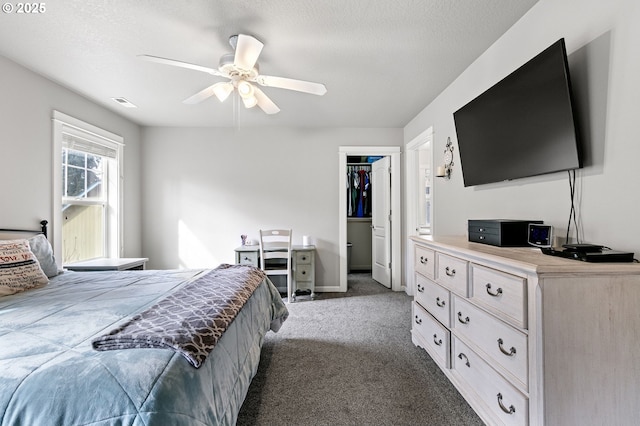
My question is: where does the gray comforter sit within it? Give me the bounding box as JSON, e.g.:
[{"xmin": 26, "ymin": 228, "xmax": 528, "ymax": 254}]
[{"xmin": 0, "ymin": 268, "xmax": 288, "ymax": 425}]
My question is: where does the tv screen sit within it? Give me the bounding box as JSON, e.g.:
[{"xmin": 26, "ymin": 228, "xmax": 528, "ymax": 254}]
[{"xmin": 453, "ymin": 38, "xmax": 581, "ymax": 187}]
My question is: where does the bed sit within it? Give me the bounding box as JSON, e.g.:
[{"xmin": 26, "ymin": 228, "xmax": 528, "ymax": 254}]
[{"xmin": 0, "ymin": 222, "xmax": 288, "ymax": 425}]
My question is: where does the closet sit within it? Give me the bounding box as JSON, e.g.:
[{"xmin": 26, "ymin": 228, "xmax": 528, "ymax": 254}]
[{"xmin": 346, "ymin": 156, "xmax": 379, "ymax": 272}]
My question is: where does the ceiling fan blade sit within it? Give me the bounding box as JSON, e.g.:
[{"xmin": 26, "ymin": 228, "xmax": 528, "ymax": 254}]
[
  {"xmin": 138, "ymin": 54, "xmax": 224, "ymax": 77},
  {"xmin": 253, "ymin": 87, "xmax": 280, "ymax": 114},
  {"xmin": 183, "ymin": 82, "xmax": 232, "ymax": 104},
  {"xmin": 233, "ymin": 34, "xmax": 264, "ymax": 72},
  {"xmin": 256, "ymin": 75, "xmax": 327, "ymax": 96}
]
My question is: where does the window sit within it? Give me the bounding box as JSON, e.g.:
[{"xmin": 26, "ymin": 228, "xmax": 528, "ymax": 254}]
[{"xmin": 52, "ymin": 112, "xmax": 124, "ymax": 265}]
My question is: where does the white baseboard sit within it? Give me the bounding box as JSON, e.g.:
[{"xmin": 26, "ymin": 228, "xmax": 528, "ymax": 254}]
[{"xmin": 314, "ymin": 285, "xmax": 343, "ymax": 292}]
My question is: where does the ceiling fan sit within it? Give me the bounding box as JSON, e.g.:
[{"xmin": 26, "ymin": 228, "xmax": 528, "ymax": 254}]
[{"xmin": 139, "ymin": 34, "xmax": 327, "ymax": 115}]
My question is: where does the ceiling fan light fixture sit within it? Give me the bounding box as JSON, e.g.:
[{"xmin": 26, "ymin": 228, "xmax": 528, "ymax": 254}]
[
  {"xmin": 237, "ymin": 80, "xmax": 255, "ymax": 99},
  {"xmin": 141, "ymin": 33, "xmax": 324, "ymax": 115},
  {"xmin": 212, "ymin": 82, "xmax": 233, "ymax": 102},
  {"xmin": 241, "ymin": 94, "xmax": 258, "ymax": 108}
]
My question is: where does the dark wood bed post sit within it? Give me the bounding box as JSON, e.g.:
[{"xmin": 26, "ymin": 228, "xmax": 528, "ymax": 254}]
[{"xmin": 40, "ymin": 220, "xmax": 48, "ymax": 238}]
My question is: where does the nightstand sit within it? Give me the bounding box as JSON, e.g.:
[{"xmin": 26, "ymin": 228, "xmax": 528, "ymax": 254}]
[{"xmin": 64, "ymin": 257, "xmax": 149, "ymax": 271}]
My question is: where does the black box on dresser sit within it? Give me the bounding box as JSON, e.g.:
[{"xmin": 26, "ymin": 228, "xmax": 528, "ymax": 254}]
[{"xmin": 468, "ymin": 219, "xmax": 543, "ymax": 247}]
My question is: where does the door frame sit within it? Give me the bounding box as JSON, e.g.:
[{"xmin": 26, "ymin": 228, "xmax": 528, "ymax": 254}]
[
  {"xmin": 404, "ymin": 127, "xmax": 433, "ymax": 297},
  {"xmin": 338, "ymin": 146, "xmax": 401, "ymax": 292}
]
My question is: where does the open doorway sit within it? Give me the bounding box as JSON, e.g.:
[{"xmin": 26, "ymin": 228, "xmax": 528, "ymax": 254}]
[
  {"xmin": 338, "ymin": 146, "xmax": 401, "ymax": 293},
  {"xmin": 345, "ymin": 155, "xmax": 390, "ymax": 288},
  {"xmin": 404, "ymin": 128, "xmax": 433, "ymax": 296}
]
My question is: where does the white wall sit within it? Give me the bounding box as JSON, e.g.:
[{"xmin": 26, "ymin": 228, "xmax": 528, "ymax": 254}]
[
  {"xmin": 0, "ymin": 55, "xmax": 143, "ymax": 257},
  {"xmin": 405, "ymin": 0, "xmax": 640, "ymax": 254},
  {"xmin": 141, "ymin": 127, "xmax": 402, "ymax": 288}
]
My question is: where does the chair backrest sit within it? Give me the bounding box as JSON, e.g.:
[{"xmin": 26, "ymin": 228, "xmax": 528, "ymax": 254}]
[{"xmin": 259, "ymin": 229, "xmax": 292, "ymax": 269}]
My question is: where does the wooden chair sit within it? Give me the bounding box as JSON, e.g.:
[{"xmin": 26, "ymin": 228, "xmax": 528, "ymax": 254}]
[{"xmin": 259, "ymin": 229, "xmax": 293, "ymax": 302}]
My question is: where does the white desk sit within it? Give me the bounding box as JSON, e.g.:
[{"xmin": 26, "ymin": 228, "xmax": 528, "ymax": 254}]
[{"xmin": 234, "ymin": 245, "xmax": 315, "ymax": 301}]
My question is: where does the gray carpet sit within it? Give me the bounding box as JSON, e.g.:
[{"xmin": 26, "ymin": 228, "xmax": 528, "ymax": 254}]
[{"xmin": 236, "ymin": 273, "xmax": 484, "ymax": 425}]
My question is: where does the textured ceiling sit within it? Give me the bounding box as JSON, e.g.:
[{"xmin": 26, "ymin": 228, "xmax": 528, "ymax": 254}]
[{"xmin": 0, "ymin": 0, "xmax": 538, "ymax": 128}]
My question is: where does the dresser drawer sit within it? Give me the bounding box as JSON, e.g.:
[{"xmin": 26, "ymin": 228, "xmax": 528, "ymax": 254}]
[
  {"xmin": 414, "ymin": 244, "xmax": 435, "ymax": 279},
  {"xmin": 237, "ymin": 251, "xmax": 258, "ymax": 266},
  {"xmin": 452, "ymin": 338, "xmax": 528, "ymax": 426},
  {"xmin": 453, "ymin": 296, "xmax": 528, "ymax": 390},
  {"xmin": 436, "ymin": 253, "xmax": 469, "ymax": 296},
  {"xmin": 413, "ymin": 302, "xmax": 450, "ymax": 369},
  {"xmin": 415, "ymin": 274, "xmax": 450, "ymax": 328},
  {"xmin": 295, "ymin": 251, "xmax": 312, "ymax": 265},
  {"xmin": 471, "ymin": 264, "xmax": 527, "ymax": 329}
]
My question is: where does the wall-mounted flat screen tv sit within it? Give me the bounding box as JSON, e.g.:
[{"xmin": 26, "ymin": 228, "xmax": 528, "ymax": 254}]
[{"xmin": 453, "ymin": 38, "xmax": 581, "ymax": 187}]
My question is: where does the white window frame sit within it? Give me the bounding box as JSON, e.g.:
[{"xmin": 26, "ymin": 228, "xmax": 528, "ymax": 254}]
[{"xmin": 52, "ymin": 111, "xmax": 124, "ymax": 267}]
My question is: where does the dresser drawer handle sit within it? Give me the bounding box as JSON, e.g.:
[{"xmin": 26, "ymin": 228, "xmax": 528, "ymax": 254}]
[
  {"xmin": 414, "ymin": 315, "xmax": 422, "ymax": 325},
  {"xmin": 433, "ymin": 334, "xmax": 442, "ymax": 346},
  {"xmin": 417, "ymin": 284, "xmax": 425, "ymax": 293},
  {"xmin": 457, "ymin": 312, "xmax": 470, "ymax": 324},
  {"xmin": 435, "ymin": 297, "xmax": 446, "ymax": 308},
  {"xmin": 497, "ymin": 393, "xmax": 516, "ymax": 415},
  {"xmin": 420, "ymin": 256, "xmax": 429, "ymax": 265},
  {"xmin": 486, "ymin": 283, "xmax": 503, "ymax": 297},
  {"xmin": 458, "ymin": 352, "xmax": 470, "ymax": 367},
  {"xmin": 301, "ymin": 271, "xmax": 307, "ymax": 276},
  {"xmin": 445, "ymin": 267, "xmax": 456, "ymax": 277},
  {"xmin": 497, "ymin": 338, "xmax": 517, "ymax": 356}
]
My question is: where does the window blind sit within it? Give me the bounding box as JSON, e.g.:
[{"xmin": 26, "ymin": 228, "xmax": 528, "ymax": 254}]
[{"xmin": 62, "ymin": 127, "xmax": 118, "ymax": 159}]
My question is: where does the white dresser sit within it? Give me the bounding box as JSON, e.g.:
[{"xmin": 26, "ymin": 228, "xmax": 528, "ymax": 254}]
[{"xmin": 410, "ymin": 236, "xmax": 640, "ymax": 426}]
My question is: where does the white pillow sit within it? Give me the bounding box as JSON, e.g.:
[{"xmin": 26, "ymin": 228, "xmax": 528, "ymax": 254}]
[
  {"xmin": 0, "ymin": 239, "xmax": 49, "ymax": 296},
  {"xmin": 28, "ymin": 234, "xmax": 59, "ymax": 278}
]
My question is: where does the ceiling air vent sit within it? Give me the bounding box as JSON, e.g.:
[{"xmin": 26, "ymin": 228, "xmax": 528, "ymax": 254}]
[{"xmin": 111, "ymin": 97, "xmax": 137, "ymax": 108}]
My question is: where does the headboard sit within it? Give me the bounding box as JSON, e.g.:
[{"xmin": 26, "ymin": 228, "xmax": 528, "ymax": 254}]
[{"xmin": 0, "ymin": 220, "xmax": 48, "ymax": 239}]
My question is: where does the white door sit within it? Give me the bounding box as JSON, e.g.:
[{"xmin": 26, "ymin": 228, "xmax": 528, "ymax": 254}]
[{"xmin": 371, "ymin": 157, "xmax": 391, "ymax": 288}]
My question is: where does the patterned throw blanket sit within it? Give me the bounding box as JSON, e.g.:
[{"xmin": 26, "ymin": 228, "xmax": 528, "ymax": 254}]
[{"xmin": 92, "ymin": 264, "xmax": 267, "ymax": 368}]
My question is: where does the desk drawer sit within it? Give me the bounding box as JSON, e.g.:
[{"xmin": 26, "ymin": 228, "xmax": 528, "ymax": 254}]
[
  {"xmin": 237, "ymin": 251, "xmax": 258, "ymax": 266},
  {"xmin": 295, "ymin": 251, "xmax": 312, "ymax": 265},
  {"xmin": 295, "ymin": 264, "xmax": 313, "ymax": 283}
]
